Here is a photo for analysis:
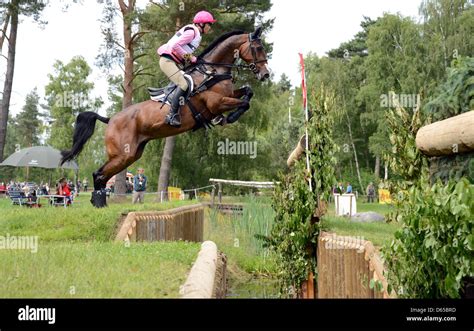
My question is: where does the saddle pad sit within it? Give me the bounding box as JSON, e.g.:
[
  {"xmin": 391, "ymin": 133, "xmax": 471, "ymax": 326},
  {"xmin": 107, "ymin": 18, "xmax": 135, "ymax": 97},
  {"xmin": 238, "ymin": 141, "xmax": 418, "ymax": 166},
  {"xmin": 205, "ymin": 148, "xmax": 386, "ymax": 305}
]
[{"xmin": 149, "ymin": 74, "xmax": 194, "ymax": 104}]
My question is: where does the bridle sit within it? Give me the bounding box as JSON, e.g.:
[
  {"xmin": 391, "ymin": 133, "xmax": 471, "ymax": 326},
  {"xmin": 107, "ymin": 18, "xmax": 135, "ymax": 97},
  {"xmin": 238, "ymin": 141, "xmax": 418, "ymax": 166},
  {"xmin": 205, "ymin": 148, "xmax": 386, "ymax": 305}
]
[
  {"xmin": 243, "ymin": 33, "xmax": 268, "ymax": 74},
  {"xmin": 191, "ymin": 32, "xmax": 268, "ymax": 74}
]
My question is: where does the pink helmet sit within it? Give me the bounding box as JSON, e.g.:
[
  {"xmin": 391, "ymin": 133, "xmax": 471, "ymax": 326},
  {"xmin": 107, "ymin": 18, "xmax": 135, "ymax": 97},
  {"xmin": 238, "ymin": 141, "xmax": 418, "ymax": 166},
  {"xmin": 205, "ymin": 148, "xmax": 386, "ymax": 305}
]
[{"xmin": 193, "ymin": 11, "xmax": 217, "ymax": 24}]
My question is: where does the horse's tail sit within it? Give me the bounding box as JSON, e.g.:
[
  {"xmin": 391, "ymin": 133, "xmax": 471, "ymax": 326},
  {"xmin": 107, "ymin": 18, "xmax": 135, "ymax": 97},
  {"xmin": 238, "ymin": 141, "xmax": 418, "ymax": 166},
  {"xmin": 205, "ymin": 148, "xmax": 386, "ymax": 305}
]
[{"xmin": 60, "ymin": 111, "xmax": 110, "ymax": 165}]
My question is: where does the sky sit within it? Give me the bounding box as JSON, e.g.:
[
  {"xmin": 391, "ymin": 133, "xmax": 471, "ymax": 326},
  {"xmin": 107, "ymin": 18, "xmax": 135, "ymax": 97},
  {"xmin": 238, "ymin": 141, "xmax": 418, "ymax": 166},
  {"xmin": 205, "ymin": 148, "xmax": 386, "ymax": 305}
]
[{"xmin": 1, "ymin": 0, "xmax": 423, "ymax": 117}]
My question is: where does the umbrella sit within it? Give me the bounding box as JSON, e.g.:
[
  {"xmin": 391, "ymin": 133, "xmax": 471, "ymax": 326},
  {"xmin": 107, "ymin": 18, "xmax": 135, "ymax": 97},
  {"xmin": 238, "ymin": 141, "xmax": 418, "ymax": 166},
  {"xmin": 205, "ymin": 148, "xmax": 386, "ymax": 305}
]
[{"xmin": 0, "ymin": 146, "xmax": 79, "ymax": 170}]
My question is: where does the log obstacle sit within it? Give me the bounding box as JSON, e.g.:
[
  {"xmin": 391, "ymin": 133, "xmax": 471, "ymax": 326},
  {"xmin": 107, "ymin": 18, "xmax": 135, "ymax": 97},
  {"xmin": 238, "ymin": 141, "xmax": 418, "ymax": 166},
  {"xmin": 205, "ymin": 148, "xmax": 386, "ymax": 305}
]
[
  {"xmin": 214, "ymin": 203, "xmax": 244, "ymax": 215},
  {"xmin": 416, "ymin": 110, "xmax": 474, "ymax": 156},
  {"xmin": 180, "ymin": 241, "xmax": 227, "ymax": 298},
  {"xmin": 208, "ymin": 178, "xmax": 277, "ymax": 205},
  {"xmin": 115, "ymin": 204, "xmax": 204, "ymax": 243},
  {"xmin": 287, "ymin": 135, "xmax": 306, "ymax": 167},
  {"xmin": 317, "ymin": 232, "xmax": 395, "ymax": 298},
  {"xmin": 416, "ymin": 110, "xmax": 474, "ymax": 183}
]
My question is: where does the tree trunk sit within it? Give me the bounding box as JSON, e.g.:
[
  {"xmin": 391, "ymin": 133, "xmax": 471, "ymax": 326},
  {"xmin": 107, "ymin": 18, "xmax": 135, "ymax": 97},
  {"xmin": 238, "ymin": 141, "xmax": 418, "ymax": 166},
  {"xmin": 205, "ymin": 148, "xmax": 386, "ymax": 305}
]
[
  {"xmin": 374, "ymin": 155, "xmax": 380, "ymax": 178},
  {"xmin": 157, "ymin": 135, "xmax": 176, "ymax": 201},
  {"xmin": 384, "ymin": 162, "xmax": 388, "ymax": 180},
  {"xmin": 0, "ymin": 1, "xmax": 18, "ymax": 162},
  {"xmin": 345, "ymin": 112, "xmax": 363, "ymax": 193},
  {"xmin": 114, "ymin": 0, "xmax": 135, "ymax": 196},
  {"xmin": 0, "ymin": 11, "xmax": 11, "ymax": 51},
  {"xmin": 156, "ymin": 17, "xmax": 181, "ymax": 201}
]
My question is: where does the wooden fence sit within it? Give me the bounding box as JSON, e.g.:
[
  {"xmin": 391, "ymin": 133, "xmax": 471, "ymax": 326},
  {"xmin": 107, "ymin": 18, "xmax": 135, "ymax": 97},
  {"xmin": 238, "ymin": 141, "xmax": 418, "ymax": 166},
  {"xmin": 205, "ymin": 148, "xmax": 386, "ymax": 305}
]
[
  {"xmin": 316, "ymin": 231, "xmax": 395, "ymax": 298},
  {"xmin": 115, "ymin": 204, "xmax": 204, "ymax": 243}
]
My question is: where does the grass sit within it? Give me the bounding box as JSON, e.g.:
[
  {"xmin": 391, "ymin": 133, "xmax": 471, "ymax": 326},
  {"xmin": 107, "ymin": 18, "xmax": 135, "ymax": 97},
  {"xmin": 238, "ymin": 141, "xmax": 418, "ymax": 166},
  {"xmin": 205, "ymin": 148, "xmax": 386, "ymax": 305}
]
[
  {"xmin": 0, "ymin": 193, "xmax": 201, "ymax": 298},
  {"xmin": 322, "ymin": 201, "xmax": 400, "ymax": 247},
  {"xmin": 0, "ymin": 241, "xmax": 200, "ymax": 298},
  {"xmin": 0, "ymin": 193, "xmax": 196, "ymax": 242}
]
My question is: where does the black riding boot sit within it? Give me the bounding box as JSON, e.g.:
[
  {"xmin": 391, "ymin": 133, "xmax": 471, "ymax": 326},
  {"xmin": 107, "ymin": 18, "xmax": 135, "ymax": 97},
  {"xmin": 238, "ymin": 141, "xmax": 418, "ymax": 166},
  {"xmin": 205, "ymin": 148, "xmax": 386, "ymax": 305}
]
[{"xmin": 165, "ymin": 87, "xmax": 187, "ymax": 127}]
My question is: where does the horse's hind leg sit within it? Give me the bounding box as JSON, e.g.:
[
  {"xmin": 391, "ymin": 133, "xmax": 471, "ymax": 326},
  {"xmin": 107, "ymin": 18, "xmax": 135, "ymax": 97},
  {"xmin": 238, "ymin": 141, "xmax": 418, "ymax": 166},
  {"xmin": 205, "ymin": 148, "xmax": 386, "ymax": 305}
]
[{"xmin": 91, "ymin": 155, "xmax": 137, "ymax": 208}]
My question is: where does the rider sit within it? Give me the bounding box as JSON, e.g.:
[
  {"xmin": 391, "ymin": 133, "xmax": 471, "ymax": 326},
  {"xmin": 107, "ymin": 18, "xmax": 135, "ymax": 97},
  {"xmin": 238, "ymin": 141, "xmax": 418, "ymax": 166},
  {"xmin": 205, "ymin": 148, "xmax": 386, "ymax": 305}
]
[{"xmin": 157, "ymin": 11, "xmax": 216, "ymax": 127}]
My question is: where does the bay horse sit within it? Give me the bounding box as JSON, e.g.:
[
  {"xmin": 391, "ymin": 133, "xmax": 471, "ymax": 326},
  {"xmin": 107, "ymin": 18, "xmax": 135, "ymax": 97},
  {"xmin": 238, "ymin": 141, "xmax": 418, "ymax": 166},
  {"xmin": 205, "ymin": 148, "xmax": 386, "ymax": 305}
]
[{"xmin": 61, "ymin": 26, "xmax": 270, "ymax": 207}]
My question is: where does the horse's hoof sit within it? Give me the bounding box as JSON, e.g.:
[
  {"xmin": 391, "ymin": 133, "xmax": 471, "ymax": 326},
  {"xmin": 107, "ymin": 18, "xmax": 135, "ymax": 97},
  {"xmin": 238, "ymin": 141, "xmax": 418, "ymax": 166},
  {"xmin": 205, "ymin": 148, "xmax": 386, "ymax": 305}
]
[{"xmin": 91, "ymin": 190, "xmax": 107, "ymax": 208}]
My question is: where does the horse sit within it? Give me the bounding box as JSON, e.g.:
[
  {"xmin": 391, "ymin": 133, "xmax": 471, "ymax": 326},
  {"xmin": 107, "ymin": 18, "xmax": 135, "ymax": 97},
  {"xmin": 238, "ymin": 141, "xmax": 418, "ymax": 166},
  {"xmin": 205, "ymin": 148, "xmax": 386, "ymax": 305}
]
[{"xmin": 60, "ymin": 26, "xmax": 270, "ymax": 207}]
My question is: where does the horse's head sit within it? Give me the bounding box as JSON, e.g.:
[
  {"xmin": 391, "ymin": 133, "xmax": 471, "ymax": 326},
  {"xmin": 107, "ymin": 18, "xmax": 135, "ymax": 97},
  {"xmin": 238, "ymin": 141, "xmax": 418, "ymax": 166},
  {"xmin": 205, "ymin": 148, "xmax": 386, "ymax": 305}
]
[{"xmin": 239, "ymin": 26, "xmax": 270, "ymax": 81}]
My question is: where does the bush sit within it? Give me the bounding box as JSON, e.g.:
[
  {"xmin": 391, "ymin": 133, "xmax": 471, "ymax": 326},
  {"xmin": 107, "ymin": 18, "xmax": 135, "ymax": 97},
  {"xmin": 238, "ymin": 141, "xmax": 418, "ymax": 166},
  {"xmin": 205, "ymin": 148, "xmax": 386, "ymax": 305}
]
[{"xmin": 384, "ymin": 178, "xmax": 474, "ymax": 298}]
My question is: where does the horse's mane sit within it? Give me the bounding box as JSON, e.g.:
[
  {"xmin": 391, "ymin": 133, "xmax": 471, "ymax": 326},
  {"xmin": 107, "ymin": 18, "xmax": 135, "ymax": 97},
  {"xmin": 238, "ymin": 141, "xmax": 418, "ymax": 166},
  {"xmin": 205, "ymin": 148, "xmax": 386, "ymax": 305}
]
[{"xmin": 198, "ymin": 30, "xmax": 246, "ymax": 58}]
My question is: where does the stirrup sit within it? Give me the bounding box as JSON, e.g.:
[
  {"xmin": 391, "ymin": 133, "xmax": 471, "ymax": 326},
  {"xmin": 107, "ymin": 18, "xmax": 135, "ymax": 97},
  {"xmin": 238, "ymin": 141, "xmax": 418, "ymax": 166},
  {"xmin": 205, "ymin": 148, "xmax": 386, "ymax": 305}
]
[
  {"xmin": 166, "ymin": 113, "xmax": 181, "ymax": 127},
  {"xmin": 211, "ymin": 115, "xmax": 225, "ymax": 126}
]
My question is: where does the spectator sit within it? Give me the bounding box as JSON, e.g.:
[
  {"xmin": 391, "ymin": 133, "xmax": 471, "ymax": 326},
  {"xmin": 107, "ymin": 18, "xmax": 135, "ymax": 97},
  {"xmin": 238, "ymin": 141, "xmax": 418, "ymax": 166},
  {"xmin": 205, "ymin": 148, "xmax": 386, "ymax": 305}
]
[
  {"xmin": 346, "ymin": 182, "xmax": 353, "ymax": 194},
  {"xmin": 132, "ymin": 168, "xmax": 147, "ymax": 204},
  {"xmin": 83, "ymin": 178, "xmax": 89, "ymax": 192},
  {"xmin": 57, "ymin": 178, "xmax": 72, "ymax": 206},
  {"xmin": 27, "ymin": 190, "xmax": 41, "ymax": 208},
  {"xmin": 337, "ymin": 182, "xmax": 344, "ymax": 194},
  {"xmin": 40, "ymin": 184, "xmax": 49, "ymax": 195},
  {"xmin": 366, "ymin": 182, "xmax": 376, "ymax": 203},
  {"xmin": 126, "ymin": 181, "xmax": 133, "ymax": 194}
]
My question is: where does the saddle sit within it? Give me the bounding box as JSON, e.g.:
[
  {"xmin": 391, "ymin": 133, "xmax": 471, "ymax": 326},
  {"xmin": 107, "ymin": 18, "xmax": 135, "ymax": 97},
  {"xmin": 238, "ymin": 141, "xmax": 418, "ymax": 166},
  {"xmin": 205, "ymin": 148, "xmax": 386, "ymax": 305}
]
[
  {"xmin": 148, "ymin": 74, "xmax": 194, "ymax": 105},
  {"xmin": 147, "ymin": 70, "xmax": 234, "ymax": 130}
]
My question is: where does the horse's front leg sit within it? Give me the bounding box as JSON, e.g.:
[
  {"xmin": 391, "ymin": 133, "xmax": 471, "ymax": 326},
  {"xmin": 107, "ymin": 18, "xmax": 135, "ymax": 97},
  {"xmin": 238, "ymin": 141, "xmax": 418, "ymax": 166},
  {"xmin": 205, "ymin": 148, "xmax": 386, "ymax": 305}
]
[
  {"xmin": 225, "ymin": 86, "xmax": 254, "ymax": 123},
  {"xmin": 232, "ymin": 86, "xmax": 253, "ymax": 100},
  {"xmin": 210, "ymin": 96, "xmax": 250, "ymax": 114}
]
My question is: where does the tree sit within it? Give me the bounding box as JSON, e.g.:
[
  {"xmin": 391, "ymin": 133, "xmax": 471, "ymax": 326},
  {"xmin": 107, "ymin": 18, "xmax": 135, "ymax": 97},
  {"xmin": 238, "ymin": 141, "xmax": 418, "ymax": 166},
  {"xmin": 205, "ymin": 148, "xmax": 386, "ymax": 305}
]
[
  {"xmin": 0, "ymin": 0, "xmax": 79, "ymax": 162},
  {"xmin": 45, "ymin": 56, "xmax": 103, "ymax": 150},
  {"xmin": 15, "ymin": 88, "xmax": 42, "ymax": 148},
  {"xmin": 0, "ymin": 1, "xmax": 44, "ymax": 161},
  {"xmin": 420, "ymin": 0, "xmax": 474, "ymax": 74},
  {"xmin": 276, "ymin": 73, "xmax": 292, "ymax": 92}
]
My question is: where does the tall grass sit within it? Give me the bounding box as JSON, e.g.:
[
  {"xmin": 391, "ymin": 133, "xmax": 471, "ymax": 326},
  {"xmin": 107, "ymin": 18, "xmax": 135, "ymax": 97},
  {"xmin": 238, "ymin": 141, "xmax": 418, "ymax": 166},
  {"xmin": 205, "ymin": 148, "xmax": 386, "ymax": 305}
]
[{"xmin": 205, "ymin": 194, "xmax": 276, "ymax": 274}]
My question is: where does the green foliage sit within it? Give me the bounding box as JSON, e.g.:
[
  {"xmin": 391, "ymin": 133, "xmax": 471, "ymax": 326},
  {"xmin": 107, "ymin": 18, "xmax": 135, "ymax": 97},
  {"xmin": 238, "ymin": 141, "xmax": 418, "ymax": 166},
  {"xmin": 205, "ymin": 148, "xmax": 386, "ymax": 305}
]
[
  {"xmin": 266, "ymin": 86, "xmax": 337, "ymax": 297},
  {"xmin": 44, "ymin": 56, "xmax": 103, "ymax": 151},
  {"xmin": 14, "ymin": 88, "xmax": 42, "ymax": 148},
  {"xmin": 430, "ymin": 154, "xmax": 474, "ymax": 184},
  {"xmin": 380, "ymin": 95, "xmax": 429, "ymax": 225},
  {"xmin": 384, "ymin": 178, "xmax": 474, "ymax": 298},
  {"xmin": 385, "ymin": 97, "xmax": 428, "ymax": 188},
  {"xmin": 423, "ymin": 56, "xmax": 474, "ymax": 121},
  {"xmin": 327, "ymin": 16, "xmax": 375, "ymax": 59}
]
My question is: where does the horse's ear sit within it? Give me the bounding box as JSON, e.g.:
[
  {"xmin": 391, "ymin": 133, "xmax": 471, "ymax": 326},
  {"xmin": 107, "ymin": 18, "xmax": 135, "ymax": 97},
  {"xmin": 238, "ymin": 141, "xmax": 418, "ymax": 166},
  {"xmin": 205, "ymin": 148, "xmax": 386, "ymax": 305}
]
[{"xmin": 251, "ymin": 26, "xmax": 263, "ymax": 40}]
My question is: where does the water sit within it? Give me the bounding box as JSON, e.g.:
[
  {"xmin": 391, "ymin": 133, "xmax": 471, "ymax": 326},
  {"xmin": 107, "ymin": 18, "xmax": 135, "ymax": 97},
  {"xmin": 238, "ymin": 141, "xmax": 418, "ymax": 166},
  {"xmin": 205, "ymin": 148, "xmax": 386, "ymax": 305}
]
[{"xmin": 226, "ymin": 276, "xmax": 280, "ymax": 299}]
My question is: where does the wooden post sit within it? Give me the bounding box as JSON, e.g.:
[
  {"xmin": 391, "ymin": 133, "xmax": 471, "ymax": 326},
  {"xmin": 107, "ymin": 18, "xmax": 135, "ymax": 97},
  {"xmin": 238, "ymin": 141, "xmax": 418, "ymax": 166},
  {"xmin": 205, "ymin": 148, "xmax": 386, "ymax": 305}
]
[
  {"xmin": 211, "ymin": 187, "xmax": 215, "ymax": 207},
  {"xmin": 349, "ymin": 194, "xmax": 353, "ymax": 217},
  {"xmin": 218, "ymin": 183, "xmax": 222, "ymax": 204},
  {"xmin": 307, "ymin": 272, "xmax": 315, "ymax": 298}
]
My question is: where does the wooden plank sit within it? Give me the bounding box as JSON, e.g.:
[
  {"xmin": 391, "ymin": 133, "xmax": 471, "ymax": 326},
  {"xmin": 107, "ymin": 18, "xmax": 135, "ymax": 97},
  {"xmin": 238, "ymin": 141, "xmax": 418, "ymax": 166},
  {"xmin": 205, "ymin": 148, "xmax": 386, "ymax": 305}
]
[{"xmin": 209, "ymin": 178, "xmax": 276, "ymax": 188}]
